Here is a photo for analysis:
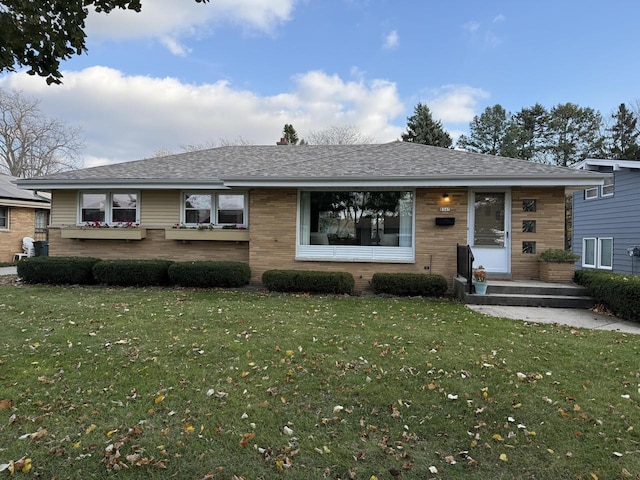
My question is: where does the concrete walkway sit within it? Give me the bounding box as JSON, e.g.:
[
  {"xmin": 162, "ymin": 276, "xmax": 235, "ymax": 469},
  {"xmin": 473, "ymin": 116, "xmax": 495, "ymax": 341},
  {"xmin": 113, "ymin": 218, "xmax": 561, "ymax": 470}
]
[
  {"xmin": 0, "ymin": 266, "xmax": 17, "ymax": 275},
  {"xmin": 467, "ymin": 304, "xmax": 640, "ymax": 335}
]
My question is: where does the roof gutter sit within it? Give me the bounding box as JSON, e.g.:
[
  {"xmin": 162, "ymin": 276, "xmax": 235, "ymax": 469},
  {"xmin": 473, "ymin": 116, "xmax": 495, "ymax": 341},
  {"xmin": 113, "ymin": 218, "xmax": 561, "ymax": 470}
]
[
  {"xmin": 16, "ymin": 174, "xmax": 609, "ymax": 190},
  {"xmin": 16, "ymin": 178, "xmax": 228, "ymax": 190}
]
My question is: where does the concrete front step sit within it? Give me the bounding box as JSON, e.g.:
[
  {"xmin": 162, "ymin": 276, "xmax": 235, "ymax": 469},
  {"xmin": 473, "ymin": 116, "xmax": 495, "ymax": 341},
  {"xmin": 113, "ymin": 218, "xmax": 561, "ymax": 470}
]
[
  {"xmin": 464, "ymin": 293, "xmax": 596, "ymax": 309},
  {"xmin": 485, "ymin": 281, "xmax": 589, "ymax": 297},
  {"xmin": 453, "ymin": 277, "xmax": 595, "ymax": 309}
]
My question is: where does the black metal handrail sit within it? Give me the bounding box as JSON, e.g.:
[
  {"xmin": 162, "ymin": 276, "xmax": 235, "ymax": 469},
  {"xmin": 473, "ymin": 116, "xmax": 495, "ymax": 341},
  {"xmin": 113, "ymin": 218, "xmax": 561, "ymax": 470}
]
[{"xmin": 456, "ymin": 244, "xmax": 474, "ymax": 293}]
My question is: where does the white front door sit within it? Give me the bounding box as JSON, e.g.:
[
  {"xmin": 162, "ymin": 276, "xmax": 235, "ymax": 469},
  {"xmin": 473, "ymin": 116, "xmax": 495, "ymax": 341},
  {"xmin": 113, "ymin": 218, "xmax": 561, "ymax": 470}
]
[{"xmin": 468, "ymin": 190, "xmax": 511, "ymax": 274}]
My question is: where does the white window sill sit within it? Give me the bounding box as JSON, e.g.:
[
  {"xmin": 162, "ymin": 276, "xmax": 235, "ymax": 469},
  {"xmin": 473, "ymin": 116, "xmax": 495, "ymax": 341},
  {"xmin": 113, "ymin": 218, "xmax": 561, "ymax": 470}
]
[{"xmin": 296, "ymin": 245, "xmax": 414, "ymax": 263}]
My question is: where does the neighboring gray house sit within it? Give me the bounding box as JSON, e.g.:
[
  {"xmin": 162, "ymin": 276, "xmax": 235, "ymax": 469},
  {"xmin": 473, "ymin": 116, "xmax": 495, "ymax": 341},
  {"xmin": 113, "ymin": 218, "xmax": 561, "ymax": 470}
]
[{"xmin": 572, "ymin": 159, "xmax": 640, "ymax": 275}]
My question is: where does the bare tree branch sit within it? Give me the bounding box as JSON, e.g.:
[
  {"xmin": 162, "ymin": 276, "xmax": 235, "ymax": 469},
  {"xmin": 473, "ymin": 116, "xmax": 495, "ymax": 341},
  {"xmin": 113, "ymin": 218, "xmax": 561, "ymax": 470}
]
[
  {"xmin": 0, "ymin": 88, "xmax": 83, "ymax": 177},
  {"xmin": 305, "ymin": 125, "xmax": 374, "ymax": 145}
]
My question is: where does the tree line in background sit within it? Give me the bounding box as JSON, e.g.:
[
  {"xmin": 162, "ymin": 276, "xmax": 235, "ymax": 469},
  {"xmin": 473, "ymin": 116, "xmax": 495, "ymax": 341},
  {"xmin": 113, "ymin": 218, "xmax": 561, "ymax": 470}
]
[{"xmin": 406, "ymin": 101, "xmax": 639, "ymax": 166}]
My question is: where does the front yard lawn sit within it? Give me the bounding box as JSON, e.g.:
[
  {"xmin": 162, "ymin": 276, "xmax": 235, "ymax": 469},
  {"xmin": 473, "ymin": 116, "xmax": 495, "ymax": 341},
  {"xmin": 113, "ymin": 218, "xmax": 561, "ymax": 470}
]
[{"xmin": 0, "ymin": 285, "xmax": 638, "ymax": 479}]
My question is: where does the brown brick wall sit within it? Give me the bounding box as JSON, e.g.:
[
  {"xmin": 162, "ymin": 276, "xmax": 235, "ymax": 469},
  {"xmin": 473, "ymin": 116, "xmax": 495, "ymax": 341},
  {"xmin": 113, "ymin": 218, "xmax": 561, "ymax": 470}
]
[
  {"xmin": 248, "ymin": 188, "xmax": 469, "ymax": 292},
  {"xmin": 0, "ymin": 207, "xmax": 35, "ymax": 263},
  {"xmin": 43, "ymin": 186, "xmax": 568, "ymax": 289},
  {"xmin": 511, "ymin": 187, "xmax": 567, "ymax": 280},
  {"xmin": 48, "ymin": 228, "xmax": 249, "ymax": 262}
]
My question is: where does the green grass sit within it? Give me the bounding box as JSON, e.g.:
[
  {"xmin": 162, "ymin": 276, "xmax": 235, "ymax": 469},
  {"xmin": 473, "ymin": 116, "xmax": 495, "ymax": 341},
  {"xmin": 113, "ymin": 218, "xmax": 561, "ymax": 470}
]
[{"xmin": 0, "ymin": 285, "xmax": 638, "ymax": 479}]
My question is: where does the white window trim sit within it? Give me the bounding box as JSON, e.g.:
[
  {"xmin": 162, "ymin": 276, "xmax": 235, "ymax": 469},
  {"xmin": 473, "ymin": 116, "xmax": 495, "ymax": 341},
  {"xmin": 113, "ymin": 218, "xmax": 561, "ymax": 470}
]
[
  {"xmin": 597, "ymin": 237, "xmax": 613, "ymax": 270},
  {"xmin": 584, "ymin": 187, "xmax": 598, "ymax": 200},
  {"xmin": 582, "ymin": 237, "xmax": 614, "ymax": 270},
  {"xmin": 181, "ymin": 191, "xmax": 248, "ymax": 227},
  {"xmin": 582, "ymin": 238, "xmax": 596, "ymax": 268},
  {"xmin": 601, "ymin": 177, "xmax": 614, "ymax": 197},
  {"xmin": 295, "ymin": 189, "xmax": 416, "ymax": 263},
  {"xmin": 77, "ymin": 191, "xmax": 140, "ymax": 226},
  {"xmin": 0, "ymin": 206, "xmax": 9, "ymax": 230}
]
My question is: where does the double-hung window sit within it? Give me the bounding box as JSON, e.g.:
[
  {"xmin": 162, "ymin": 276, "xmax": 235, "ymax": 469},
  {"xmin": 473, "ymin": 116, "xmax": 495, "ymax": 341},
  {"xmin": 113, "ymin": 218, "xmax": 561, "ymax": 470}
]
[
  {"xmin": 582, "ymin": 237, "xmax": 613, "ymax": 270},
  {"xmin": 182, "ymin": 192, "xmax": 247, "ymax": 226},
  {"xmin": 0, "ymin": 206, "xmax": 8, "ymax": 229},
  {"xmin": 79, "ymin": 192, "xmax": 139, "ymax": 225},
  {"xmin": 297, "ymin": 190, "xmax": 414, "ymax": 262}
]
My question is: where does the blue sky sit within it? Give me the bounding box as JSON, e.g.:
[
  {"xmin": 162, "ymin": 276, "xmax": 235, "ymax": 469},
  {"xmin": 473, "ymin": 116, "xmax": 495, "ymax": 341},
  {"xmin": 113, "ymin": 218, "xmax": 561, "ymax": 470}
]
[{"xmin": 1, "ymin": 0, "xmax": 639, "ymax": 167}]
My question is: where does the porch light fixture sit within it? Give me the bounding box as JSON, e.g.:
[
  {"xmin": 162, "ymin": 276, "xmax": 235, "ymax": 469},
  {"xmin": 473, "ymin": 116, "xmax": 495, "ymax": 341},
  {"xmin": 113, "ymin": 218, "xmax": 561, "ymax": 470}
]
[{"xmin": 442, "ymin": 194, "xmax": 450, "ymax": 202}]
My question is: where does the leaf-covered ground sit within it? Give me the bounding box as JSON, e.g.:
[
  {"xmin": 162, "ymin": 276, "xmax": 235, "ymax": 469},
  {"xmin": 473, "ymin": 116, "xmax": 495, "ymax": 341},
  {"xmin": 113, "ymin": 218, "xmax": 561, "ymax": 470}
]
[{"xmin": 0, "ymin": 285, "xmax": 638, "ymax": 479}]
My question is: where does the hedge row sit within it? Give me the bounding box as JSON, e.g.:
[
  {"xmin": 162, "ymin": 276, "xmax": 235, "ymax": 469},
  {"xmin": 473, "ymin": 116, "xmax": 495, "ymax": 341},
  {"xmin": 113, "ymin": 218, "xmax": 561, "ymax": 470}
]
[
  {"xmin": 262, "ymin": 270, "xmax": 354, "ymax": 295},
  {"xmin": 370, "ymin": 273, "xmax": 448, "ymax": 297},
  {"xmin": 18, "ymin": 257, "xmax": 251, "ymax": 288},
  {"xmin": 18, "ymin": 258, "xmax": 450, "ymax": 298},
  {"xmin": 261, "ymin": 270, "xmax": 448, "ymax": 297},
  {"xmin": 574, "ymin": 269, "xmax": 640, "ymax": 321},
  {"xmin": 17, "ymin": 256, "xmax": 100, "ymax": 285}
]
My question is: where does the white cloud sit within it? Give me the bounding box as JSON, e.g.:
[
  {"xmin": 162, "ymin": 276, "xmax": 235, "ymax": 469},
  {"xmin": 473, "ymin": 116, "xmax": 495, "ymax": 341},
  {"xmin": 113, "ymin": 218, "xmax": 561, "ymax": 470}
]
[
  {"xmin": 383, "ymin": 30, "xmax": 399, "ymax": 49},
  {"xmin": 86, "ymin": 0, "xmax": 298, "ymax": 54},
  {"xmin": 0, "ymin": 67, "xmax": 405, "ymax": 165},
  {"xmin": 463, "ymin": 21, "xmax": 480, "ymax": 33},
  {"xmin": 424, "ymin": 85, "xmax": 490, "ymax": 124},
  {"xmin": 160, "ymin": 36, "xmax": 191, "ymax": 56},
  {"xmin": 493, "ymin": 14, "xmax": 505, "ymax": 23}
]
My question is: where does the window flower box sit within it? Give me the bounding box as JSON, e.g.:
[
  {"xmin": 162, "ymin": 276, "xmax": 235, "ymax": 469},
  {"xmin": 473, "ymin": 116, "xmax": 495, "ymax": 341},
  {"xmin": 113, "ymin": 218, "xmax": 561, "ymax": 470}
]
[
  {"xmin": 61, "ymin": 228, "xmax": 147, "ymax": 240},
  {"xmin": 164, "ymin": 229, "xmax": 249, "ymax": 242}
]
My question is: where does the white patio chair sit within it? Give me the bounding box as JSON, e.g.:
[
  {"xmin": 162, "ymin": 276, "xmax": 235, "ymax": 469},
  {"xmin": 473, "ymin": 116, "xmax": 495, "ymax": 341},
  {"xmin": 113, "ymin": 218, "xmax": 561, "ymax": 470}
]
[{"xmin": 14, "ymin": 237, "xmax": 34, "ymax": 262}]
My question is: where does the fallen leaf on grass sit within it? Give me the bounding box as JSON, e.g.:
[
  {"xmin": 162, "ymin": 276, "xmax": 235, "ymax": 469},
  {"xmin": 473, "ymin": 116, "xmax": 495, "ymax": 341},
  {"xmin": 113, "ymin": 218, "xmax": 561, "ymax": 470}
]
[
  {"xmin": 0, "ymin": 399, "xmax": 13, "ymax": 410},
  {"xmin": 499, "ymin": 453, "xmax": 508, "ymax": 462},
  {"xmin": 18, "ymin": 428, "xmax": 47, "ymax": 440},
  {"xmin": 239, "ymin": 432, "xmax": 255, "ymax": 448}
]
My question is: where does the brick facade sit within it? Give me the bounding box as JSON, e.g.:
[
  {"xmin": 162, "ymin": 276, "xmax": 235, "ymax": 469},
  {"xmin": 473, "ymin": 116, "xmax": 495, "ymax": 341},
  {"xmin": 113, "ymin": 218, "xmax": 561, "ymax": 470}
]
[
  {"xmin": 45, "ymin": 186, "xmax": 568, "ymax": 292},
  {"xmin": 248, "ymin": 188, "xmax": 469, "ymax": 292},
  {"xmin": 0, "ymin": 207, "xmax": 35, "ymax": 263},
  {"xmin": 511, "ymin": 187, "xmax": 567, "ymax": 280}
]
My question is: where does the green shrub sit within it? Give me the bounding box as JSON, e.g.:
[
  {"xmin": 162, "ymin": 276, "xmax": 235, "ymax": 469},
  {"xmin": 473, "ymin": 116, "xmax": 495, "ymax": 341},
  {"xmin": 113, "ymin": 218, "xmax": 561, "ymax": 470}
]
[
  {"xmin": 538, "ymin": 248, "xmax": 580, "ymax": 262},
  {"xmin": 262, "ymin": 270, "xmax": 354, "ymax": 295},
  {"xmin": 17, "ymin": 256, "xmax": 100, "ymax": 285},
  {"xmin": 370, "ymin": 272, "xmax": 448, "ymax": 297},
  {"xmin": 93, "ymin": 259, "xmax": 173, "ymax": 287},
  {"xmin": 168, "ymin": 261, "xmax": 250, "ymax": 288},
  {"xmin": 575, "ymin": 269, "xmax": 640, "ymax": 321}
]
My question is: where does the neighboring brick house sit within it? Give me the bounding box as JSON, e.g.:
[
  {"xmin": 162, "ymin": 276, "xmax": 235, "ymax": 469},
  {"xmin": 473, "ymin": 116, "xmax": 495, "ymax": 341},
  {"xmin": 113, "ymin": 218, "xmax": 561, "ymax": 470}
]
[
  {"xmin": 0, "ymin": 173, "xmax": 51, "ymax": 263},
  {"xmin": 17, "ymin": 142, "xmax": 607, "ymax": 290},
  {"xmin": 572, "ymin": 159, "xmax": 640, "ymax": 275}
]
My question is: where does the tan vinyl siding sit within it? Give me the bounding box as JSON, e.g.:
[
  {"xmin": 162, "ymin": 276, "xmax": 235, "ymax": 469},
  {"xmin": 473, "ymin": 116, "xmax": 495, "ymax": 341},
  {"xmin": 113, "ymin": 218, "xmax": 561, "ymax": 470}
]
[
  {"xmin": 140, "ymin": 190, "xmax": 181, "ymax": 226},
  {"xmin": 50, "ymin": 190, "xmax": 77, "ymax": 226}
]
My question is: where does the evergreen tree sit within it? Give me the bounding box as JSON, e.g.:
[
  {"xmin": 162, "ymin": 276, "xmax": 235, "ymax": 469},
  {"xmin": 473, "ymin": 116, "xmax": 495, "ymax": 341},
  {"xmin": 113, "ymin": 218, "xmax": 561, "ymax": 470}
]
[
  {"xmin": 608, "ymin": 103, "xmax": 640, "ymax": 159},
  {"xmin": 544, "ymin": 103, "xmax": 604, "ymax": 167},
  {"xmin": 457, "ymin": 104, "xmax": 511, "ymax": 155},
  {"xmin": 282, "ymin": 124, "xmax": 299, "ymax": 145},
  {"xmin": 401, "ymin": 103, "xmax": 452, "ymax": 148},
  {"xmin": 509, "ymin": 104, "xmax": 549, "ymax": 161}
]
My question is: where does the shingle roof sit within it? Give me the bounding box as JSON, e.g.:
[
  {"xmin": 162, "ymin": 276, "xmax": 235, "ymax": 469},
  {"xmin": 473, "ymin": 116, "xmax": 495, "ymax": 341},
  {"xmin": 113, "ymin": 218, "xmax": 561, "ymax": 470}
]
[
  {"xmin": 0, "ymin": 173, "xmax": 51, "ymax": 204},
  {"xmin": 17, "ymin": 142, "xmax": 607, "ymax": 188}
]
